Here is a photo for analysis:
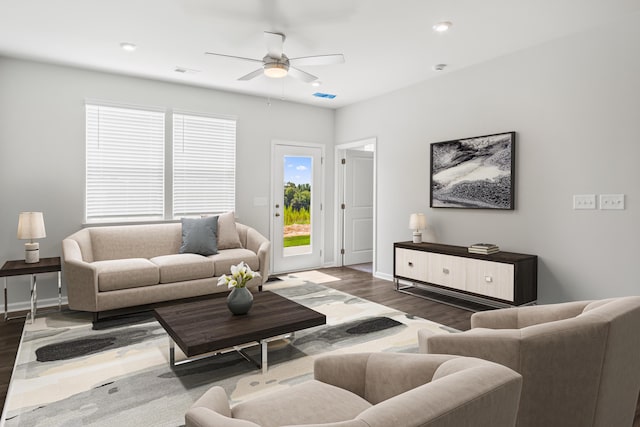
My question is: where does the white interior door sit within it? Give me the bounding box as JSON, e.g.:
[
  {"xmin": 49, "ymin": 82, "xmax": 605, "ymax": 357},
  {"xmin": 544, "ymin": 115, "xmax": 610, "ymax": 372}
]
[
  {"xmin": 272, "ymin": 143, "xmax": 323, "ymax": 273},
  {"xmin": 343, "ymin": 149, "xmax": 374, "ymax": 265}
]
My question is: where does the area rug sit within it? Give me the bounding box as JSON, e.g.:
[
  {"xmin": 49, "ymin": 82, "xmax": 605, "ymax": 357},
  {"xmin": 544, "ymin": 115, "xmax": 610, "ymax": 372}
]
[{"xmin": 2, "ymin": 276, "xmax": 454, "ymax": 427}]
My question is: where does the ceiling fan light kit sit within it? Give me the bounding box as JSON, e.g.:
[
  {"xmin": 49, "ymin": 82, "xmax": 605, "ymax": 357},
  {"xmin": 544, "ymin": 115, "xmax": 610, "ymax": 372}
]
[
  {"xmin": 206, "ymin": 31, "xmax": 344, "ymax": 84},
  {"xmin": 263, "ymin": 55, "xmax": 289, "ymax": 78}
]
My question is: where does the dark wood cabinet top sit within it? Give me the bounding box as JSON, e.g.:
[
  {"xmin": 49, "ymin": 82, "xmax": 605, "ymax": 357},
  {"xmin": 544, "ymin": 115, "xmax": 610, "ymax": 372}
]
[
  {"xmin": 394, "ymin": 241, "xmax": 536, "ymax": 263},
  {"xmin": 0, "ymin": 257, "xmax": 62, "ymax": 277},
  {"xmin": 154, "ymin": 291, "xmax": 326, "ymax": 357}
]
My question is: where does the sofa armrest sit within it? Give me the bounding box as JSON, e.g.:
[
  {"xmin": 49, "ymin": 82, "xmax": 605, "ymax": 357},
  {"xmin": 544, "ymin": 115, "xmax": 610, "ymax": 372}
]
[
  {"xmin": 362, "ymin": 353, "xmax": 457, "ymax": 404},
  {"xmin": 357, "ymin": 359, "xmax": 522, "ymax": 427},
  {"xmin": 313, "ymin": 353, "xmax": 372, "ymax": 399},
  {"xmin": 471, "ymin": 301, "xmax": 592, "ymax": 329},
  {"xmin": 287, "ymin": 421, "xmax": 368, "ymax": 427},
  {"xmin": 315, "ymin": 353, "xmax": 456, "ymax": 404},
  {"xmin": 417, "ymin": 328, "xmax": 452, "ymax": 353},
  {"xmin": 186, "ymin": 386, "xmax": 258, "ymax": 427},
  {"xmin": 62, "ymin": 254, "xmax": 99, "ymax": 312},
  {"xmin": 424, "ymin": 329, "xmax": 523, "ymax": 371},
  {"xmin": 186, "ymin": 407, "xmax": 260, "ymax": 427},
  {"xmin": 245, "ymin": 228, "xmax": 270, "ymax": 284}
]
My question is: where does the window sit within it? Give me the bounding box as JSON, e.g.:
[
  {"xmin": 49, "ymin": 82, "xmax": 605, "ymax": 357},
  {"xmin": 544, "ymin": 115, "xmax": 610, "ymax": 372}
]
[
  {"xmin": 85, "ymin": 104, "xmax": 165, "ymax": 222},
  {"xmin": 85, "ymin": 102, "xmax": 237, "ymax": 223},
  {"xmin": 173, "ymin": 113, "xmax": 236, "ymax": 217}
]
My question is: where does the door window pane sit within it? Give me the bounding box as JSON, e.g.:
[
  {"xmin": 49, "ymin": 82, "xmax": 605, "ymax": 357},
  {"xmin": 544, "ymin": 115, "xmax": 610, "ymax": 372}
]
[{"xmin": 283, "ymin": 156, "xmax": 312, "ymax": 256}]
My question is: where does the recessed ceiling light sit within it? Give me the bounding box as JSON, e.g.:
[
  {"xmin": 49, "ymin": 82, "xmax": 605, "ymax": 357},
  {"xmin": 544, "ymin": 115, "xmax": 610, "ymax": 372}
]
[
  {"xmin": 311, "ymin": 80, "xmax": 322, "ymax": 87},
  {"xmin": 433, "ymin": 21, "xmax": 452, "ymax": 32},
  {"xmin": 120, "ymin": 42, "xmax": 137, "ymax": 52}
]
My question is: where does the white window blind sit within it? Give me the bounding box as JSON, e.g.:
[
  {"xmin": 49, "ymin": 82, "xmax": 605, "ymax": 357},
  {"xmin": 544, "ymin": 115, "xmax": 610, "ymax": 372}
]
[
  {"xmin": 86, "ymin": 104, "xmax": 165, "ymax": 222},
  {"xmin": 173, "ymin": 113, "xmax": 236, "ymax": 217}
]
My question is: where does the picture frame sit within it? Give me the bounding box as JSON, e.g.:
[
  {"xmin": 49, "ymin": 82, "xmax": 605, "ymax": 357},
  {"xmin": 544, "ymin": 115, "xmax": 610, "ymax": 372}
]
[{"xmin": 430, "ymin": 131, "xmax": 516, "ymax": 209}]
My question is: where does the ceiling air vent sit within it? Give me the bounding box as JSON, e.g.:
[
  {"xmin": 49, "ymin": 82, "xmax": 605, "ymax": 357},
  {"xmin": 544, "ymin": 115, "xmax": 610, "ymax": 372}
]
[{"xmin": 313, "ymin": 92, "xmax": 336, "ymax": 99}]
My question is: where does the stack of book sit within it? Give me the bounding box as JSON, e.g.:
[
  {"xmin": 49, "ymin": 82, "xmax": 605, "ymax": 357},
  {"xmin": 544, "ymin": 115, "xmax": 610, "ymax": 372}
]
[{"xmin": 468, "ymin": 243, "xmax": 500, "ymax": 255}]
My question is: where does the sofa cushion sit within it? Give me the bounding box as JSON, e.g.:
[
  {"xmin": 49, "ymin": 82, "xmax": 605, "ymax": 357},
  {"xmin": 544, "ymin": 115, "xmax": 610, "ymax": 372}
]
[
  {"xmin": 90, "ymin": 223, "xmax": 182, "ymax": 261},
  {"xmin": 93, "ymin": 258, "xmax": 159, "ymax": 292},
  {"xmin": 210, "ymin": 249, "xmax": 259, "ymax": 276},
  {"xmin": 231, "ymin": 379, "xmax": 371, "ymax": 426},
  {"xmin": 217, "ymin": 211, "xmax": 242, "ymax": 250},
  {"xmin": 150, "ymin": 254, "xmax": 215, "ymax": 284},
  {"xmin": 179, "ymin": 216, "xmax": 218, "ymax": 256}
]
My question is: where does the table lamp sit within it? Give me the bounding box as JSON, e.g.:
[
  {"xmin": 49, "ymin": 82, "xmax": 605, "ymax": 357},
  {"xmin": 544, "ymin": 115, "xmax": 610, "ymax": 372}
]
[
  {"xmin": 409, "ymin": 213, "xmax": 427, "ymax": 243},
  {"xmin": 17, "ymin": 212, "xmax": 46, "ymax": 263}
]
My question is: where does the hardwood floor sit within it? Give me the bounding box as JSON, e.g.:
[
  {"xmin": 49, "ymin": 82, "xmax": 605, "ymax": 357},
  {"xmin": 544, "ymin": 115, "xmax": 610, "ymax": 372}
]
[
  {"xmin": 317, "ymin": 267, "xmax": 472, "ymax": 331},
  {"xmin": 0, "ymin": 267, "xmax": 472, "ymax": 416}
]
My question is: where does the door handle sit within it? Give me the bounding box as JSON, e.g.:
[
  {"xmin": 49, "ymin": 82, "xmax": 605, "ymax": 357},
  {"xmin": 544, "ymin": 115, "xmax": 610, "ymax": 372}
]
[{"xmin": 275, "ymin": 212, "xmax": 280, "ymax": 217}]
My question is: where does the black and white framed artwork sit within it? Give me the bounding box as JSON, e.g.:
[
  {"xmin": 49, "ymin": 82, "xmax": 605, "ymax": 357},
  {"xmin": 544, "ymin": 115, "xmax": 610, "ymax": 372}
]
[{"xmin": 430, "ymin": 131, "xmax": 515, "ymax": 209}]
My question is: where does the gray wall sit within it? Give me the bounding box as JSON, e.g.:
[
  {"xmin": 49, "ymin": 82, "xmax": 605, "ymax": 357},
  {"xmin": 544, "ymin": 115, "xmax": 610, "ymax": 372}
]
[
  {"xmin": 0, "ymin": 57, "xmax": 335, "ymax": 309},
  {"xmin": 335, "ymin": 20, "xmax": 640, "ymax": 303}
]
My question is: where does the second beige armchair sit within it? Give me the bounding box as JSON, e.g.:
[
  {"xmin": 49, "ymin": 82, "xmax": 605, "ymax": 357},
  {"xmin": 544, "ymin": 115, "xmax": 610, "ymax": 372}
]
[
  {"xmin": 186, "ymin": 352, "xmax": 522, "ymax": 427},
  {"xmin": 418, "ymin": 296, "xmax": 640, "ymax": 427}
]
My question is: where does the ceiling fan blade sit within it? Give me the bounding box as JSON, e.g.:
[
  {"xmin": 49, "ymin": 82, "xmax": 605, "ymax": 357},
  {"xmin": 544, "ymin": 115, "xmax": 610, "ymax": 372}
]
[
  {"xmin": 288, "ymin": 67, "xmax": 318, "ymax": 83},
  {"xmin": 238, "ymin": 68, "xmax": 264, "ymax": 81},
  {"xmin": 205, "ymin": 52, "xmax": 263, "ymax": 64},
  {"xmin": 264, "ymin": 31, "xmax": 284, "ymax": 59},
  {"xmin": 289, "ymin": 54, "xmax": 345, "ymax": 67}
]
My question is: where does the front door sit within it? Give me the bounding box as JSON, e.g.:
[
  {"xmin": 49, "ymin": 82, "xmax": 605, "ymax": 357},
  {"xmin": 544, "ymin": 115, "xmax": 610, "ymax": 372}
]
[{"xmin": 271, "ymin": 142, "xmax": 323, "ymax": 273}]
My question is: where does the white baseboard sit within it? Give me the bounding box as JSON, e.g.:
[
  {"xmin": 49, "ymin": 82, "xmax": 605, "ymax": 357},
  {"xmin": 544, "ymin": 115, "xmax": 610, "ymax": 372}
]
[{"xmin": 374, "ymin": 271, "xmax": 393, "ymax": 282}]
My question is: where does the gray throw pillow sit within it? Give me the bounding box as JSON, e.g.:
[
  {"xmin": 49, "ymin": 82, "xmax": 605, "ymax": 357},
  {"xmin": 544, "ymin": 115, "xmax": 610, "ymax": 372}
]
[{"xmin": 179, "ymin": 216, "xmax": 218, "ymax": 256}]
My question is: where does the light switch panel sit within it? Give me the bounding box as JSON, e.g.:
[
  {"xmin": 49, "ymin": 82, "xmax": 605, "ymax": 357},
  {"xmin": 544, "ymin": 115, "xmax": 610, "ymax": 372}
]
[
  {"xmin": 573, "ymin": 194, "xmax": 596, "ymax": 210},
  {"xmin": 600, "ymin": 194, "xmax": 625, "ymax": 210}
]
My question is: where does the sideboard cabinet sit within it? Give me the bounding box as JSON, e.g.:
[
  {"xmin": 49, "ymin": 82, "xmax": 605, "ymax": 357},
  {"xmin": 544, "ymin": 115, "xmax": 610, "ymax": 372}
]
[{"xmin": 393, "ymin": 242, "xmax": 537, "ymax": 306}]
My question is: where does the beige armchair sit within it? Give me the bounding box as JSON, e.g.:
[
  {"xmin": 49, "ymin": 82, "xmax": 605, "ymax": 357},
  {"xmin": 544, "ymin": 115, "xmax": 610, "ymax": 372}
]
[
  {"xmin": 186, "ymin": 352, "xmax": 522, "ymax": 427},
  {"xmin": 418, "ymin": 296, "xmax": 640, "ymax": 427}
]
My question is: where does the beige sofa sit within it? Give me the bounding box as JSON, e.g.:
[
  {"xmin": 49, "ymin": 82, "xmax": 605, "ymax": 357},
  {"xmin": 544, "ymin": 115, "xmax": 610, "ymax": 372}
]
[
  {"xmin": 418, "ymin": 296, "xmax": 640, "ymax": 427},
  {"xmin": 62, "ymin": 221, "xmax": 270, "ymax": 315},
  {"xmin": 186, "ymin": 352, "xmax": 523, "ymax": 427}
]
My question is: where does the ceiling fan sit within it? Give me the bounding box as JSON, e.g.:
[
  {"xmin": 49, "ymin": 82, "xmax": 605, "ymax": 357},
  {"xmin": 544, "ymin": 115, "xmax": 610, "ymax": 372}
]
[{"xmin": 205, "ymin": 31, "xmax": 345, "ymax": 83}]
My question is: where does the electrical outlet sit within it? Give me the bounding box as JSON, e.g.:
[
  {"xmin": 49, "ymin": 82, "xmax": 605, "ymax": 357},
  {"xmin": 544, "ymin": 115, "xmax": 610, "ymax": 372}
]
[
  {"xmin": 599, "ymin": 194, "xmax": 625, "ymax": 210},
  {"xmin": 573, "ymin": 194, "xmax": 596, "ymax": 210}
]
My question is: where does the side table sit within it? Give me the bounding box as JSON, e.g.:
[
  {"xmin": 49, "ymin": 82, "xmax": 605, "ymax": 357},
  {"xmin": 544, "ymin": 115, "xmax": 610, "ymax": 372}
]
[{"xmin": 0, "ymin": 257, "xmax": 62, "ymax": 323}]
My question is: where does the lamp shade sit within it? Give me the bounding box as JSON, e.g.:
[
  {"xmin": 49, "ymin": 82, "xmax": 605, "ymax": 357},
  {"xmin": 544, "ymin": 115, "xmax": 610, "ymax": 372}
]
[
  {"xmin": 409, "ymin": 213, "xmax": 427, "ymax": 231},
  {"xmin": 17, "ymin": 212, "xmax": 46, "ymax": 240}
]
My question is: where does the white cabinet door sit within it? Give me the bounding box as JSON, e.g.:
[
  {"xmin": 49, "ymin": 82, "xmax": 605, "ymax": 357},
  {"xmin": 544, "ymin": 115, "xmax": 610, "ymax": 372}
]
[
  {"xmin": 465, "ymin": 258, "xmax": 515, "ymax": 302},
  {"xmin": 426, "ymin": 253, "xmax": 466, "ymax": 291},
  {"xmin": 395, "ymin": 248, "xmax": 429, "ymax": 282}
]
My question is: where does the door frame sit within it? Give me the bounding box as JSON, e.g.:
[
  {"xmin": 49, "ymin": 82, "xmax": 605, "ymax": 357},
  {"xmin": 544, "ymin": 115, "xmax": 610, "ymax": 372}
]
[
  {"xmin": 334, "ymin": 137, "xmax": 377, "ymax": 272},
  {"xmin": 270, "ymin": 139, "xmax": 326, "ymax": 274}
]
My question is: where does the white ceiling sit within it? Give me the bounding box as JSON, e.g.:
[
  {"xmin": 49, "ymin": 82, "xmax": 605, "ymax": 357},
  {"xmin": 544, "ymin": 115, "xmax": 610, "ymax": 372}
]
[{"xmin": 1, "ymin": 0, "xmax": 639, "ymax": 109}]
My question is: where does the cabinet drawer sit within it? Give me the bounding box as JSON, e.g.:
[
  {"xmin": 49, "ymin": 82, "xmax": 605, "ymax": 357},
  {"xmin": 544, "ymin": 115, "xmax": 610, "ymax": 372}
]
[
  {"xmin": 465, "ymin": 258, "xmax": 514, "ymax": 302},
  {"xmin": 426, "ymin": 253, "xmax": 466, "ymax": 291},
  {"xmin": 395, "ymin": 248, "xmax": 429, "ymax": 282}
]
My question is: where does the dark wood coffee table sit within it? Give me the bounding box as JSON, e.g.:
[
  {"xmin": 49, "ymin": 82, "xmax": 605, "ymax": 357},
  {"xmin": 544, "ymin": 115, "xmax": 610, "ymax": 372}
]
[{"xmin": 154, "ymin": 291, "xmax": 326, "ymax": 372}]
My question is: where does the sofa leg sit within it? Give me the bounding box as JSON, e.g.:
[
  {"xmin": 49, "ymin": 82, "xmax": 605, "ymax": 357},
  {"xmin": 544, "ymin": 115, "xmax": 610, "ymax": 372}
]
[
  {"xmin": 93, "ymin": 312, "xmax": 99, "ymax": 323},
  {"xmin": 259, "ymin": 285, "xmax": 263, "ymax": 292}
]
